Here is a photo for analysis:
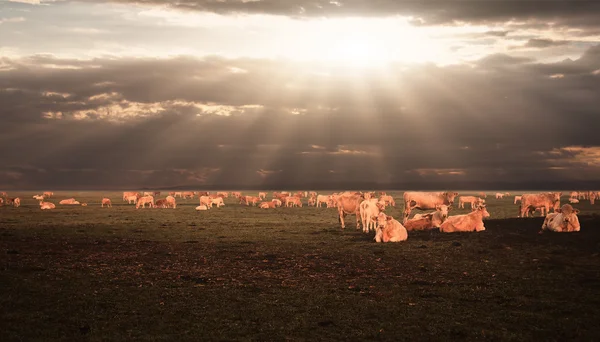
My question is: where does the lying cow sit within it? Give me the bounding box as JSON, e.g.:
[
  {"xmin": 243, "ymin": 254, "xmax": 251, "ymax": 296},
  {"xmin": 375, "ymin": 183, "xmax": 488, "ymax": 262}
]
[
  {"xmin": 39, "ymin": 201, "xmax": 55, "ymax": 210},
  {"xmin": 540, "ymin": 204, "xmax": 580, "ymax": 233},
  {"xmin": 59, "ymin": 198, "xmax": 80, "ymax": 205},
  {"xmin": 569, "ymin": 198, "xmax": 580, "ymax": 204},
  {"xmin": 374, "ymin": 213, "xmax": 408, "ymax": 243},
  {"xmin": 33, "ymin": 194, "xmax": 45, "ymax": 201},
  {"xmin": 406, "ymin": 205, "xmax": 451, "ymax": 230},
  {"xmin": 439, "ymin": 205, "xmax": 490, "ymax": 233},
  {"xmin": 195, "ymin": 205, "xmax": 209, "ymax": 211},
  {"xmin": 259, "ymin": 201, "xmax": 277, "ymax": 209},
  {"xmin": 403, "ymin": 191, "xmax": 458, "ymax": 222}
]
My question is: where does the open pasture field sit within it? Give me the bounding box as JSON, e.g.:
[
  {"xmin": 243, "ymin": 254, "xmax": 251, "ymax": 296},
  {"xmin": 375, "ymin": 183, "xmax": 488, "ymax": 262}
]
[{"xmin": 2, "ymin": 191, "xmax": 600, "ymax": 341}]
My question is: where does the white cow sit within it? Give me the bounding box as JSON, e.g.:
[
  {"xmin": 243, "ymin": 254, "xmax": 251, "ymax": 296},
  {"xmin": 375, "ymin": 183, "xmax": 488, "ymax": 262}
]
[
  {"xmin": 374, "ymin": 213, "xmax": 408, "ymax": 243},
  {"xmin": 359, "ymin": 199, "xmax": 385, "ymax": 233}
]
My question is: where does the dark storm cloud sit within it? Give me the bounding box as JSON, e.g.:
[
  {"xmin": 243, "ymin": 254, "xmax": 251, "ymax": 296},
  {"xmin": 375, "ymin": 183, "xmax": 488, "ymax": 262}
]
[
  {"xmin": 88, "ymin": 0, "xmax": 600, "ymax": 28},
  {"xmin": 1, "ymin": 45, "xmax": 600, "ymax": 189}
]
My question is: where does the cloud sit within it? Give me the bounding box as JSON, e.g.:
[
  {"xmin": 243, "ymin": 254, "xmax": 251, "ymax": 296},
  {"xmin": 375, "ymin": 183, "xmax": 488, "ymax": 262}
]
[
  {"xmin": 0, "ymin": 17, "xmax": 26, "ymax": 25},
  {"xmin": 1, "ymin": 45, "xmax": 600, "ymax": 189}
]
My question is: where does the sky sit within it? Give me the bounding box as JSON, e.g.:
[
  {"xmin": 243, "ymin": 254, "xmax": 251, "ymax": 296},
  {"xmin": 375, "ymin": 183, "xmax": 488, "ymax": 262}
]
[{"xmin": 1, "ymin": 0, "xmax": 600, "ymax": 190}]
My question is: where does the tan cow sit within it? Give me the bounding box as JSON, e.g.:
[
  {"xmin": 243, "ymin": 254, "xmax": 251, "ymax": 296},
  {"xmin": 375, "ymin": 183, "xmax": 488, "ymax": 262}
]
[
  {"xmin": 478, "ymin": 192, "xmax": 487, "ymax": 198},
  {"xmin": 211, "ymin": 197, "xmax": 225, "ymax": 208},
  {"xmin": 259, "ymin": 201, "xmax": 277, "ymax": 209},
  {"xmin": 39, "ymin": 200, "xmax": 55, "ymax": 210},
  {"xmin": 316, "ymin": 195, "xmax": 330, "ymax": 208},
  {"xmin": 271, "ymin": 198, "xmax": 282, "ymax": 207},
  {"xmin": 404, "ymin": 214, "xmax": 437, "ymax": 231},
  {"xmin": 519, "ymin": 192, "xmax": 562, "ymax": 217},
  {"xmin": 143, "ymin": 192, "xmax": 153, "ymax": 197},
  {"xmin": 217, "ymin": 191, "xmax": 229, "ymax": 198},
  {"xmin": 285, "ymin": 196, "xmax": 303, "ymax": 207},
  {"xmin": 123, "ymin": 191, "xmax": 139, "ymax": 201},
  {"xmin": 101, "ymin": 198, "xmax": 112, "ymax": 207},
  {"xmin": 440, "ymin": 205, "xmax": 490, "ymax": 233},
  {"xmin": 136, "ymin": 195, "xmax": 154, "ymax": 209},
  {"xmin": 403, "ymin": 191, "xmax": 458, "ymax": 222},
  {"xmin": 359, "ymin": 199, "xmax": 386, "ymax": 233},
  {"xmin": 59, "ymin": 198, "xmax": 81, "ymax": 205},
  {"xmin": 199, "ymin": 196, "xmax": 212, "ymax": 208},
  {"xmin": 182, "ymin": 191, "xmax": 195, "ymax": 199},
  {"xmin": 569, "ymin": 198, "xmax": 580, "ymax": 204},
  {"xmin": 495, "ymin": 193, "xmax": 505, "ymax": 199},
  {"xmin": 569, "ymin": 191, "xmax": 579, "ymax": 199},
  {"xmin": 336, "ymin": 192, "xmax": 365, "ymax": 229},
  {"xmin": 374, "ymin": 213, "xmax": 408, "ymax": 243},
  {"xmin": 307, "ymin": 196, "xmax": 316, "ymax": 207},
  {"xmin": 166, "ymin": 195, "xmax": 176, "ymax": 208},
  {"xmin": 13, "ymin": 198, "xmax": 20, "ymax": 207},
  {"xmin": 458, "ymin": 196, "xmax": 485, "ymax": 209},
  {"xmin": 173, "ymin": 191, "xmax": 183, "ymax": 198},
  {"xmin": 195, "ymin": 205, "xmax": 209, "ymax": 211},
  {"xmin": 232, "ymin": 192, "xmax": 242, "ymax": 198},
  {"xmin": 540, "ymin": 204, "xmax": 580, "ymax": 233},
  {"xmin": 380, "ymin": 195, "xmax": 396, "ymax": 207},
  {"xmin": 309, "ymin": 191, "xmax": 317, "ymax": 198},
  {"xmin": 590, "ymin": 192, "xmax": 597, "ymax": 205},
  {"xmin": 411, "ymin": 204, "xmax": 451, "ymax": 228},
  {"xmin": 514, "ymin": 195, "xmax": 522, "ymax": 204},
  {"xmin": 43, "ymin": 191, "xmax": 54, "ymax": 198},
  {"xmin": 33, "ymin": 194, "xmax": 45, "ymax": 201},
  {"xmin": 125, "ymin": 194, "xmax": 139, "ymax": 204}
]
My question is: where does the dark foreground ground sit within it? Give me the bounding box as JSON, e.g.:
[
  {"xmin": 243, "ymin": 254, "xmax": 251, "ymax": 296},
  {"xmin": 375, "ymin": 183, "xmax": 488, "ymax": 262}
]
[{"xmin": 1, "ymin": 194, "xmax": 600, "ymax": 341}]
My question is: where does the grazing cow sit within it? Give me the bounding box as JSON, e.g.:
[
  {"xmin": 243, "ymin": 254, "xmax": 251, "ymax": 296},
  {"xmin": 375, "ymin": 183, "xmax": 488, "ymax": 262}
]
[
  {"xmin": 33, "ymin": 195, "xmax": 45, "ymax": 201},
  {"xmin": 336, "ymin": 192, "xmax": 365, "ymax": 229},
  {"xmin": 166, "ymin": 195, "xmax": 176, "ymax": 208},
  {"xmin": 411, "ymin": 205, "xmax": 451, "ymax": 228},
  {"xmin": 440, "ymin": 205, "xmax": 490, "ymax": 233},
  {"xmin": 259, "ymin": 201, "xmax": 276, "ymax": 209},
  {"xmin": 125, "ymin": 194, "xmax": 139, "ymax": 204},
  {"xmin": 182, "ymin": 191, "xmax": 195, "ymax": 199},
  {"xmin": 271, "ymin": 199, "xmax": 282, "ymax": 207},
  {"xmin": 217, "ymin": 191, "xmax": 229, "ymax": 198},
  {"xmin": 43, "ymin": 192, "xmax": 54, "ymax": 198},
  {"xmin": 316, "ymin": 195, "xmax": 330, "ymax": 208},
  {"xmin": 59, "ymin": 198, "xmax": 81, "ymax": 205},
  {"xmin": 123, "ymin": 192, "xmax": 139, "ymax": 201},
  {"xmin": 495, "ymin": 193, "xmax": 505, "ymax": 199},
  {"xmin": 478, "ymin": 192, "xmax": 487, "ymax": 198},
  {"xmin": 458, "ymin": 196, "xmax": 485, "ymax": 209},
  {"xmin": 380, "ymin": 195, "xmax": 396, "ymax": 207},
  {"xmin": 211, "ymin": 197, "xmax": 225, "ymax": 207},
  {"xmin": 0, "ymin": 191, "xmax": 7, "ymax": 197},
  {"xmin": 81, "ymin": 203, "xmax": 87, "ymax": 207},
  {"xmin": 199, "ymin": 196, "xmax": 212, "ymax": 208},
  {"xmin": 359, "ymin": 199, "xmax": 386, "ymax": 233},
  {"xmin": 101, "ymin": 198, "xmax": 112, "ymax": 207},
  {"xmin": 285, "ymin": 196, "xmax": 303, "ymax": 207},
  {"xmin": 155, "ymin": 199, "xmax": 168, "ymax": 208},
  {"xmin": 39, "ymin": 201, "xmax": 55, "ymax": 210},
  {"xmin": 403, "ymin": 192, "xmax": 458, "ymax": 222},
  {"xmin": 519, "ymin": 192, "xmax": 562, "ymax": 217},
  {"xmin": 374, "ymin": 213, "xmax": 408, "ymax": 243},
  {"xmin": 195, "ymin": 205, "xmax": 209, "ymax": 211},
  {"xmin": 569, "ymin": 198, "xmax": 580, "ymax": 204},
  {"xmin": 514, "ymin": 195, "xmax": 522, "ymax": 204},
  {"xmin": 540, "ymin": 204, "xmax": 580, "ymax": 233},
  {"xmin": 136, "ymin": 196, "xmax": 154, "ymax": 209}
]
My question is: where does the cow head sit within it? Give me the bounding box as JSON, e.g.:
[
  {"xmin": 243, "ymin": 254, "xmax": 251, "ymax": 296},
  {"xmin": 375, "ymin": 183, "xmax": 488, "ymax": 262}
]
[
  {"xmin": 443, "ymin": 192, "xmax": 459, "ymax": 205},
  {"xmin": 376, "ymin": 200, "xmax": 386, "ymax": 211},
  {"xmin": 435, "ymin": 204, "xmax": 450, "ymax": 220},
  {"xmin": 477, "ymin": 205, "xmax": 491, "ymax": 218}
]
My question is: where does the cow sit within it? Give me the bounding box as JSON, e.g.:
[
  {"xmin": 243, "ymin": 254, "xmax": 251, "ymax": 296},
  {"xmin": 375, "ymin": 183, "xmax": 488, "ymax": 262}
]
[
  {"xmin": 155, "ymin": 199, "xmax": 168, "ymax": 208},
  {"xmin": 478, "ymin": 192, "xmax": 487, "ymax": 198},
  {"xmin": 495, "ymin": 193, "xmax": 505, "ymax": 199},
  {"xmin": 33, "ymin": 194, "xmax": 45, "ymax": 201},
  {"xmin": 569, "ymin": 198, "xmax": 580, "ymax": 204},
  {"xmin": 125, "ymin": 194, "xmax": 139, "ymax": 204},
  {"xmin": 307, "ymin": 196, "xmax": 316, "ymax": 207},
  {"xmin": 309, "ymin": 191, "xmax": 317, "ymax": 198},
  {"xmin": 182, "ymin": 191, "xmax": 195, "ymax": 199},
  {"xmin": 199, "ymin": 196, "xmax": 212, "ymax": 208},
  {"xmin": 136, "ymin": 195, "xmax": 154, "ymax": 209},
  {"xmin": 411, "ymin": 204, "xmax": 451, "ymax": 228},
  {"xmin": 374, "ymin": 213, "xmax": 408, "ymax": 243},
  {"xmin": 540, "ymin": 204, "xmax": 580, "ymax": 233},
  {"xmin": 152, "ymin": 191, "xmax": 161, "ymax": 197},
  {"xmin": 440, "ymin": 205, "xmax": 490, "ymax": 233},
  {"xmin": 166, "ymin": 195, "xmax": 176, "ymax": 208},
  {"xmin": 380, "ymin": 195, "xmax": 396, "ymax": 207},
  {"xmin": 590, "ymin": 192, "xmax": 597, "ymax": 205},
  {"xmin": 359, "ymin": 199, "xmax": 386, "ymax": 233},
  {"xmin": 458, "ymin": 196, "xmax": 485, "ymax": 209},
  {"xmin": 519, "ymin": 192, "xmax": 562, "ymax": 217},
  {"xmin": 59, "ymin": 198, "xmax": 81, "ymax": 205},
  {"xmin": 39, "ymin": 201, "xmax": 55, "ymax": 210},
  {"xmin": 13, "ymin": 198, "xmax": 20, "ymax": 207},
  {"xmin": 285, "ymin": 196, "xmax": 303, "ymax": 207},
  {"xmin": 81, "ymin": 203, "xmax": 87, "ymax": 207},
  {"xmin": 211, "ymin": 197, "xmax": 225, "ymax": 208},
  {"xmin": 195, "ymin": 205, "xmax": 209, "ymax": 211},
  {"xmin": 514, "ymin": 195, "xmax": 522, "ymax": 204},
  {"xmin": 173, "ymin": 192, "xmax": 183, "ymax": 198},
  {"xmin": 197, "ymin": 191, "xmax": 210, "ymax": 197},
  {"xmin": 403, "ymin": 192, "xmax": 458, "ymax": 222},
  {"xmin": 217, "ymin": 191, "xmax": 229, "ymax": 198},
  {"xmin": 43, "ymin": 191, "xmax": 54, "ymax": 198},
  {"xmin": 404, "ymin": 214, "xmax": 437, "ymax": 231},
  {"xmin": 259, "ymin": 201, "xmax": 277, "ymax": 209},
  {"xmin": 143, "ymin": 192, "xmax": 153, "ymax": 197},
  {"xmin": 0, "ymin": 198, "xmax": 4, "ymax": 206},
  {"xmin": 123, "ymin": 191, "xmax": 139, "ymax": 201},
  {"xmin": 336, "ymin": 192, "xmax": 365, "ymax": 229},
  {"xmin": 232, "ymin": 192, "xmax": 242, "ymax": 198},
  {"xmin": 0, "ymin": 191, "xmax": 7, "ymax": 198},
  {"xmin": 569, "ymin": 191, "xmax": 579, "ymax": 199},
  {"xmin": 241, "ymin": 196, "xmax": 260, "ymax": 206},
  {"xmin": 169, "ymin": 191, "xmax": 176, "ymax": 196},
  {"xmin": 101, "ymin": 198, "xmax": 112, "ymax": 207},
  {"xmin": 316, "ymin": 195, "xmax": 330, "ymax": 208}
]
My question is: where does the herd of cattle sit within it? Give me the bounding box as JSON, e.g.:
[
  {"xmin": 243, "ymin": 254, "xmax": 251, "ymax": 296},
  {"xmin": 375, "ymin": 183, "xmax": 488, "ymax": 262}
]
[{"xmin": 1, "ymin": 190, "xmax": 596, "ymax": 242}]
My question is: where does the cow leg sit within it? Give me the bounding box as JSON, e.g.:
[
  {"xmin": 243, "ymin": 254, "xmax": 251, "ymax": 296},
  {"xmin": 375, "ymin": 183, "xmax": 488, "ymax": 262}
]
[{"xmin": 338, "ymin": 210, "xmax": 346, "ymax": 229}]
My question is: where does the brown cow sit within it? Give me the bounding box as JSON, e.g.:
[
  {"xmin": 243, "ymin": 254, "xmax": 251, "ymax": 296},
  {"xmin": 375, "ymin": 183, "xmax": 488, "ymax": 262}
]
[
  {"xmin": 285, "ymin": 196, "xmax": 303, "ymax": 207},
  {"xmin": 101, "ymin": 198, "xmax": 112, "ymax": 207},
  {"xmin": 336, "ymin": 192, "xmax": 365, "ymax": 229},
  {"xmin": 403, "ymin": 192, "xmax": 458, "ymax": 222},
  {"xmin": 182, "ymin": 191, "xmax": 195, "ymax": 199},
  {"xmin": 440, "ymin": 205, "xmax": 490, "ymax": 233},
  {"xmin": 519, "ymin": 192, "xmax": 562, "ymax": 217},
  {"xmin": 217, "ymin": 191, "xmax": 229, "ymax": 198}
]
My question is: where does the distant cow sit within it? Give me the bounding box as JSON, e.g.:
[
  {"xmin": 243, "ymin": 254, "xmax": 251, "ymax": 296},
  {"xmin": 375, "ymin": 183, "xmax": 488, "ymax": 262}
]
[
  {"xmin": 123, "ymin": 192, "xmax": 139, "ymax": 202},
  {"xmin": 43, "ymin": 192, "xmax": 54, "ymax": 198},
  {"xmin": 316, "ymin": 195, "xmax": 330, "ymax": 208},
  {"xmin": 136, "ymin": 196, "xmax": 154, "ymax": 209},
  {"xmin": 514, "ymin": 195, "xmax": 522, "ymax": 204},
  {"xmin": 336, "ymin": 192, "xmax": 365, "ymax": 229},
  {"xmin": 154, "ymin": 199, "xmax": 168, "ymax": 208},
  {"xmin": 403, "ymin": 192, "xmax": 458, "ymax": 222},
  {"xmin": 380, "ymin": 195, "xmax": 395, "ymax": 207},
  {"xmin": 59, "ymin": 198, "xmax": 80, "ymax": 205},
  {"xmin": 182, "ymin": 191, "xmax": 195, "ymax": 199},
  {"xmin": 495, "ymin": 193, "xmax": 505, "ymax": 199},
  {"xmin": 374, "ymin": 213, "xmax": 408, "ymax": 243},
  {"xmin": 195, "ymin": 205, "xmax": 209, "ymax": 211},
  {"xmin": 540, "ymin": 204, "xmax": 580, "ymax": 233},
  {"xmin": 271, "ymin": 199, "xmax": 282, "ymax": 207},
  {"xmin": 33, "ymin": 195, "xmax": 45, "ymax": 201},
  {"xmin": 285, "ymin": 196, "xmax": 303, "ymax": 207},
  {"xmin": 39, "ymin": 201, "xmax": 55, "ymax": 210},
  {"xmin": 259, "ymin": 201, "xmax": 276, "ymax": 209},
  {"xmin": 217, "ymin": 191, "xmax": 229, "ymax": 198},
  {"xmin": 440, "ymin": 205, "xmax": 490, "ymax": 233},
  {"xmin": 458, "ymin": 196, "xmax": 485, "ymax": 209},
  {"xmin": 125, "ymin": 194, "xmax": 140, "ymax": 204},
  {"xmin": 166, "ymin": 195, "xmax": 177, "ymax": 208},
  {"xmin": 13, "ymin": 198, "xmax": 20, "ymax": 207},
  {"xmin": 569, "ymin": 198, "xmax": 580, "ymax": 204},
  {"xmin": 101, "ymin": 198, "xmax": 112, "ymax": 207},
  {"xmin": 199, "ymin": 196, "xmax": 212, "ymax": 208},
  {"xmin": 478, "ymin": 192, "xmax": 487, "ymax": 198},
  {"xmin": 519, "ymin": 192, "xmax": 562, "ymax": 217},
  {"xmin": 211, "ymin": 197, "xmax": 225, "ymax": 208}
]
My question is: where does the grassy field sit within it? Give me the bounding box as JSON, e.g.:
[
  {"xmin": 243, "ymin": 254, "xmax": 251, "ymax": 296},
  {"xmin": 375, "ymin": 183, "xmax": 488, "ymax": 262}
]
[{"xmin": 1, "ymin": 191, "xmax": 600, "ymax": 341}]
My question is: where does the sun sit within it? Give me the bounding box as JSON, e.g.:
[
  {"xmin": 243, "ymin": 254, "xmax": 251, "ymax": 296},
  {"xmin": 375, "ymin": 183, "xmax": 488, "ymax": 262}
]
[{"xmin": 324, "ymin": 33, "xmax": 390, "ymax": 67}]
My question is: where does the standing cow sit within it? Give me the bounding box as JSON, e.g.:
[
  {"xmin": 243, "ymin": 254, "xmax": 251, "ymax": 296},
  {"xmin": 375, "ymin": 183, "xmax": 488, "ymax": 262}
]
[{"xmin": 403, "ymin": 192, "xmax": 458, "ymax": 222}]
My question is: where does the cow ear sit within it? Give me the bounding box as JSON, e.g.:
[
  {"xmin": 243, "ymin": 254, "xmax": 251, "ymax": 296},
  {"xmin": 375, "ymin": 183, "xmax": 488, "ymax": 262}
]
[
  {"xmin": 435, "ymin": 204, "xmax": 441, "ymax": 210},
  {"xmin": 386, "ymin": 216, "xmax": 393, "ymax": 221},
  {"xmin": 556, "ymin": 208, "xmax": 562, "ymax": 213},
  {"xmin": 454, "ymin": 192, "xmax": 458, "ymax": 196},
  {"xmin": 574, "ymin": 209, "xmax": 580, "ymax": 214},
  {"xmin": 448, "ymin": 206, "xmax": 452, "ymax": 211}
]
